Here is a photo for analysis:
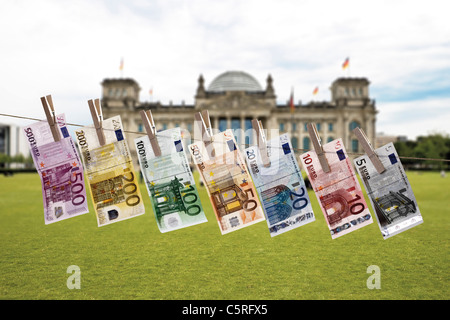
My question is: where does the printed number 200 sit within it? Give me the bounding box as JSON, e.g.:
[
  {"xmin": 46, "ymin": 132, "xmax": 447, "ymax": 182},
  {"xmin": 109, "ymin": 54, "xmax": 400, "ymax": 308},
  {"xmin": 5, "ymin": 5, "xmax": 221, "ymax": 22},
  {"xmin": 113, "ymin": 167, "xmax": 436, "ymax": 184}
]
[{"xmin": 122, "ymin": 172, "xmax": 140, "ymax": 206}]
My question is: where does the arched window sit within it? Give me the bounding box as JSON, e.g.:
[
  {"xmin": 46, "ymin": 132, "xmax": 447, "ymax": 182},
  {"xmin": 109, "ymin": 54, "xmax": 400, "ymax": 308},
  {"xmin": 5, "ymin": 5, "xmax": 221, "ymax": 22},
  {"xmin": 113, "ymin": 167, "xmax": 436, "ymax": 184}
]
[
  {"xmin": 349, "ymin": 121, "xmax": 360, "ymax": 131},
  {"xmin": 291, "ymin": 137, "xmax": 298, "ymax": 151},
  {"xmin": 351, "ymin": 139, "xmax": 359, "ymax": 152},
  {"xmin": 327, "ymin": 136, "xmax": 334, "ymax": 143},
  {"xmin": 303, "ymin": 137, "xmax": 310, "ymax": 151}
]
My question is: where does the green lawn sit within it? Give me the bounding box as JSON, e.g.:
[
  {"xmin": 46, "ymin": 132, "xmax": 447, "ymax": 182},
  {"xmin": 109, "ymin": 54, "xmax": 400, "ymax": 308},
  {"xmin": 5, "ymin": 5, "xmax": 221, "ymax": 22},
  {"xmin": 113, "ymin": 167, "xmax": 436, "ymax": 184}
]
[{"xmin": 0, "ymin": 171, "xmax": 449, "ymax": 300}]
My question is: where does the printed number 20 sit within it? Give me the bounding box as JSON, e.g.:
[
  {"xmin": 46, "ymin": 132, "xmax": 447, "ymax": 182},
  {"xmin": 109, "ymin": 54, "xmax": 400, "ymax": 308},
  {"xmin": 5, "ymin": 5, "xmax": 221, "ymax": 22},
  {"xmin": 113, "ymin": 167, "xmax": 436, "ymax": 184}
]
[{"xmin": 290, "ymin": 187, "xmax": 308, "ymax": 210}]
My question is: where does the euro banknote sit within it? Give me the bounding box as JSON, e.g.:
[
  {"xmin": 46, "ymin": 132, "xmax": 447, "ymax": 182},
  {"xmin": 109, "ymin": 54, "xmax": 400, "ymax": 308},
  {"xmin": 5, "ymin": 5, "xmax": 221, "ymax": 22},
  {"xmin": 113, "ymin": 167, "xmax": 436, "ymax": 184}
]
[
  {"xmin": 75, "ymin": 115, "xmax": 145, "ymax": 226},
  {"xmin": 23, "ymin": 114, "xmax": 88, "ymax": 224},
  {"xmin": 354, "ymin": 142, "xmax": 423, "ymax": 239},
  {"xmin": 135, "ymin": 128, "xmax": 207, "ymax": 232},
  {"xmin": 300, "ymin": 138, "xmax": 372, "ymax": 239},
  {"xmin": 244, "ymin": 133, "xmax": 315, "ymax": 237},
  {"xmin": 188, "ymin": 129, "xmax": 265, "ymax": 234}
]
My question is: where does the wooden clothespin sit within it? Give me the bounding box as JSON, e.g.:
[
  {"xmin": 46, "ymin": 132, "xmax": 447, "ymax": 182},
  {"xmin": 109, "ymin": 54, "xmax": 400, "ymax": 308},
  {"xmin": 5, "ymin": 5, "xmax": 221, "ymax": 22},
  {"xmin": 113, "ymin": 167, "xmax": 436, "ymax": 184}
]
[
  {"xmin": 353, "ymin": 127, "xmax": 385, "ymax": 174},
  {"xmin": 252, "ymin": 119, "xmax": 270, "ymax": 167},
  {"xmin": 87, "ymin": 98, "xmax": 106, "ymax": 146},
  {"xmin": 40, "ymin": 94, "xmax": 61, "ymax": 142},
  {"xmin": 306, "ymin": 122, "xmax": 330, "ymax": 173},
  {"xmin": 140, "ymin": 109, "xmax": 161, "ymax": 157},
  {"xmin": 194, "ymin": 110, "xmax": 215, "ymax": 157}
]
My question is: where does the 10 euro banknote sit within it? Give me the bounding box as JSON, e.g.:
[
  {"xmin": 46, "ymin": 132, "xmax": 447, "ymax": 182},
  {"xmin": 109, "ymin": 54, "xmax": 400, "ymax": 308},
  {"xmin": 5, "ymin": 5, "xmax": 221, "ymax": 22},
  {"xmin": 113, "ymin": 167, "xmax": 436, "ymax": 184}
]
[
  {"xmin": 75, "ymin": 115, "xmax": 145, "ymax": 226},
  {"xmin": 24, "ymin": 114, "xmax": 88, "ymax": 224},
  {"xmin": 300, "ymin": 138, "xmax": 372, "ymax": 239},
  {"xmin": 354, "ymin": 142, "xmax": 423, "ymax": 239},
  {"xmin": 188, "ymin": 129, "xmax": 265, "ymax": 234},
  {"xmin": 135, "ymin": 128, "xmax": 207, "ymax": 232},
  {"xmin": 245, "ymin": 133, "xmax": 315, "ymax": 237}
]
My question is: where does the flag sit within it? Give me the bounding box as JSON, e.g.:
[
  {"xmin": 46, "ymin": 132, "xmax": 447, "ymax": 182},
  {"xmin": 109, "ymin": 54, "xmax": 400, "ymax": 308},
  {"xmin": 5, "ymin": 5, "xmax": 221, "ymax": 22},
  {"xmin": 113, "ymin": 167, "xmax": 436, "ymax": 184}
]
[
  {"xmin": 342, "ymin": 57, "xmax": 349, "ymax": 70},
  {"xmin": 119, "ymin": 57, "xmax": 124, "ymax": 71},
  {"xmin": 289, "ymin": 88, "xmax": 295, "ymax": 113},
  {"xmin": 313, "ymin": 87, "xmax": 319, "ymax": 95}
]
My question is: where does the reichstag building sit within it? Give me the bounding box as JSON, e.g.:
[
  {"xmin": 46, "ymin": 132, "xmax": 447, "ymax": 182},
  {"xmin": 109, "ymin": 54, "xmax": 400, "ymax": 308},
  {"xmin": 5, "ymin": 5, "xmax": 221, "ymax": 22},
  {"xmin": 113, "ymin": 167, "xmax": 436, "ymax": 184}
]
[{"xmin": 100, "ymin": 71, "xmax": 377, "ymax": 160}]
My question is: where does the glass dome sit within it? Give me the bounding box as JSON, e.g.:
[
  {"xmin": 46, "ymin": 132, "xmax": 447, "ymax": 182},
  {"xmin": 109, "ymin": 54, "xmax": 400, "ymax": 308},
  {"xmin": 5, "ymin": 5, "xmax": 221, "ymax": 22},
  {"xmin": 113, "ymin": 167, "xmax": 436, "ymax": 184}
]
[{"xmin": 207, "ymin": 71, "xmax": 263, "ymax": 92}]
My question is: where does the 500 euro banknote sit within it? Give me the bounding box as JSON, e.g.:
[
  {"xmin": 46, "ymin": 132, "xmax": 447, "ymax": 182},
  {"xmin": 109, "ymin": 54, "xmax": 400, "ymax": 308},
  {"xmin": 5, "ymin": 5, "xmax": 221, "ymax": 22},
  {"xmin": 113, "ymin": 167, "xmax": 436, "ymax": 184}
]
[
  {"xmin": 300, "ymin": 138, "xmax": 372, "ymax": 239},
  {"xmin": 188, "ymin": 129, "xmax": 265, "ymax": 234},
  {"xmin": 75, "ymin": 115, "xmax": 145, "ymax": 226},
  {"xmin": 135, "ymin": 128, "xmax": 207, "ymax": 232},
  {"xmin": 23, "ymin": 114, "xmax": 88, "ymax": 224},
  {"xmin": 354, "ymin": 142, "xmax": 423, "ymax": 239},
  {"xmin": 245, "ymin": 133, "xmax": 315, "ymax": 237}
]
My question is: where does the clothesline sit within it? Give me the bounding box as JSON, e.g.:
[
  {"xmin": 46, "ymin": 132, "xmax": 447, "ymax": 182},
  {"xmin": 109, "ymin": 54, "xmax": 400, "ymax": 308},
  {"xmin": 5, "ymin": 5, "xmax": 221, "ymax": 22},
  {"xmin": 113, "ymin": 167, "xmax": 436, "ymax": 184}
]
[{"xmin": 1, "ymin": 112, "xmax": 449, "ymax": 163}]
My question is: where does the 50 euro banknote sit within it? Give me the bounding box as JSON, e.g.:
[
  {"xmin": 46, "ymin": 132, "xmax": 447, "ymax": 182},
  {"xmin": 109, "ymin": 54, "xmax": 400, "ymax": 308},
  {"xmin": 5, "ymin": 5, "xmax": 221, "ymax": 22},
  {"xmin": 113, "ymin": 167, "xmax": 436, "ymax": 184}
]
[
  {"xmin": 354, "ymin": 142, "xmax": 423, "ymax": 239},
  {"xmin": 75, "ymin": 115, "xmax": 145, "ymax": 226},
  {"xmin": 135, "ymin": 128, "xmax": 207, "ymax": 233},
  {"xmin": 188, "ymin": 129, "xmax": 265, "ymax": 234},
  {"xmin": 300, "ymin": 138, "xmax": 372, "ymax": 239},
  {"xmin": 245, "ymin": 133, "xmax": 315, "ymax": 237},
  {"xmin": 23, "ymin": 114, "xmax": 88, "ymax": 224}
]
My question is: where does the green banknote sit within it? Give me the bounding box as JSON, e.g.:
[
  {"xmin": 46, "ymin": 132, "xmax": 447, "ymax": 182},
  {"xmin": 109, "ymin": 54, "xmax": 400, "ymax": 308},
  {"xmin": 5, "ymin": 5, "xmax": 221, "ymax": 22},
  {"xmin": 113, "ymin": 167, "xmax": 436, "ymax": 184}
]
[
  {"xmin": 75, "ymin": 115, "xmax": 145, "ymax": 226},
  {"xmin": 135, "ymin": 128, "xmax": 207, "ymax": 232}
]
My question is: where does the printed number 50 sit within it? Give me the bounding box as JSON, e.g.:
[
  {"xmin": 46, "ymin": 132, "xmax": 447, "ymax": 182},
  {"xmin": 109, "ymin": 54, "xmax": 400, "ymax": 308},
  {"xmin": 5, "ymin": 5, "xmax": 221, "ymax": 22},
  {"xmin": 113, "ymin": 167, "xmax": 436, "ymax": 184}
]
[{"xmin": 243, "ymin": 188, "xmax": 258, "ymax": 212}]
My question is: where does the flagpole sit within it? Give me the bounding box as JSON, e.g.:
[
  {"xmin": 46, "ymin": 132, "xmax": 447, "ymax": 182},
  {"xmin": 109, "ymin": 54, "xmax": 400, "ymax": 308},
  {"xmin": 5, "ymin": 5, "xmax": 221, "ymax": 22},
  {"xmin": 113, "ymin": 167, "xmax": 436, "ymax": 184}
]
[{"xmin": 290, "ymin": 87, "xmax": 294, "ymax": 136}]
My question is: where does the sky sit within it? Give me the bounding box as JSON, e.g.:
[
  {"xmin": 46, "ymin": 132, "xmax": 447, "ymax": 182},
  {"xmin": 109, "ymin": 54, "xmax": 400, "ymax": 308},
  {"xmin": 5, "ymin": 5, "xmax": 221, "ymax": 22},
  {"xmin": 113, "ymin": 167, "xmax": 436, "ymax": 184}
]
[{"xmin": 0, "ymin": 0, "xmax": 449, "ymax": 141}]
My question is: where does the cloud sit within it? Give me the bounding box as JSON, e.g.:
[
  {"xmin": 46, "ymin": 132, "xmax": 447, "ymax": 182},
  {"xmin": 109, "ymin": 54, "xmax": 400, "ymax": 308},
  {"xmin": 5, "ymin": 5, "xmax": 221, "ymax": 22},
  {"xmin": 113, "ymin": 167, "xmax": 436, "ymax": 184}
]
[
  {"xmin": 376, "ymin": 97, "xmax": 450, "ymax": 139},
  {"xmin": 0, "ymin": 0, "xmax": 448, "ymax": 140}
]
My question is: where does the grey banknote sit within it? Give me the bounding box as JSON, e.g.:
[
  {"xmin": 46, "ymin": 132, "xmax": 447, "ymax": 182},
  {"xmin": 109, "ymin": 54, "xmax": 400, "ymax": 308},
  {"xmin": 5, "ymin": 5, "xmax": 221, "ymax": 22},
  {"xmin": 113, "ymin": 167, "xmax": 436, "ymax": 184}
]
[{"xmin": 354, "ymin": 142, "xmax": 423, "ymax": 239}]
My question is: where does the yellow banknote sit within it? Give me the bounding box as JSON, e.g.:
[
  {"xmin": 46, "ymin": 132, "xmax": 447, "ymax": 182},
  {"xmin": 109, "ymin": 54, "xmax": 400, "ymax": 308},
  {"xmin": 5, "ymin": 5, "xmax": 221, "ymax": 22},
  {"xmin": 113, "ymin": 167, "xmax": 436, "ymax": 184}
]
[{"xmin": 76, "ymin": 115, "xmax": 145, "ymax": 226}]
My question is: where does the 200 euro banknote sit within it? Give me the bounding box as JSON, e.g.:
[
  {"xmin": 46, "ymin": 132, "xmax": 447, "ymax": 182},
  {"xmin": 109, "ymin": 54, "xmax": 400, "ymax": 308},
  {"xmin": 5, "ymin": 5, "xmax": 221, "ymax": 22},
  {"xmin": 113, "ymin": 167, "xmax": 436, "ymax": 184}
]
[
  {"xmin": 245, "ymin": 133, "xmax": 315, "ymax": 236},
  {"xmin": 188, "ymin": 129, "xmax": 265, "ymax": 234},
  {"xmin": 75, "ymin": 115, "xmax": 145, "ymax": 226},
  {"xmin": 23, "ymin": 114, "xmax": 88, "ymax": 224},
  {"xmin": 354, "ymin": 142, "xmax": 423, "ymax": 239},
  {"xmin": 135, "ymin": 128, "xmax": 207, "ymax": 232},
  {"xmin": 300, "ymin": 138, "xmax": 372, "ymax": 239}
]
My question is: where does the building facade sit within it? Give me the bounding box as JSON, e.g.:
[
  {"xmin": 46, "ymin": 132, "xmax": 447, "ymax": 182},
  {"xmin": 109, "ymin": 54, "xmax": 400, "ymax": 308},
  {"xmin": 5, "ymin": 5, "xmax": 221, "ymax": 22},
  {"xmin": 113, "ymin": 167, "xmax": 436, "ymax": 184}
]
[
  {"xmin": 100, "ymin": 71, "xmax": 377, "ymax": 160},
  {"xmin": 0, "ymin": 123, "xmax": 30, "ymax": 168}
]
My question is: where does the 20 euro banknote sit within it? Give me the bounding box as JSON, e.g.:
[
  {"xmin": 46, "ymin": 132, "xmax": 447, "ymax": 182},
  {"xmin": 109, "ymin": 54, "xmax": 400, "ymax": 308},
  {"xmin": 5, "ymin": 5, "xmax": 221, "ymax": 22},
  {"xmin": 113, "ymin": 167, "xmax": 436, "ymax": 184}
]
[
  {"xmin": 188, "ymin": 129, "xmax": 265, "ymax": 234},
  {"xmin": 75, "ymin": 115, "xmax": 145, "ymax": 226},
  {"xmin": 135, "ymin": 127, "xmax": 207, "ymax": 232},
  {"xmin": 245, "ymin": 133, "xmax": 315, "ymax": 236},
  {"xmin": 24, "ymin": 114, "xmax": 88, "ymax": 224},
  {"xmin": 300, "ymin": 138, "xmax": 372, "ymax": 239},
  {"xmin": 354, "ymin": 142, "xmax": 423, "ymax": 239}
]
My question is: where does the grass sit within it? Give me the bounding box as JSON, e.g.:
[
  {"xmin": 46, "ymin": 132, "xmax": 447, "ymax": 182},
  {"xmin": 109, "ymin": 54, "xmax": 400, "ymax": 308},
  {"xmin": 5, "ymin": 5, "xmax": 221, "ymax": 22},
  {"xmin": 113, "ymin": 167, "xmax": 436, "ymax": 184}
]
[{"xmin": 0, "ymin": 170, "xmax": 449, "ymax": 300}]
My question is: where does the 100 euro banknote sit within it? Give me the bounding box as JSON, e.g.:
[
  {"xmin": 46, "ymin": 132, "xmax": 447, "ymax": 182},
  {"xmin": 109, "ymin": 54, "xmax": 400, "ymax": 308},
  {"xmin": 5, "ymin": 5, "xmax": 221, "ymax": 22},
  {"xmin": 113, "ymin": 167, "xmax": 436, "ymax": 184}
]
[
  {"xmin": 188, "ymin": 129, "xmax": 265, "ymax": 234},
  {"xmin": 245, "ymin": 133, "xmax": 315, "ymax": 237},
  {"xmin": 354, "ymin": 142, "xmax": 423, "ymax": 239},
  {"xmin": 23, "ymin": 114, "xmax": 88, "ymax": 224},
  {"xmin": 135, "ymin": 128, "xmax": 207, "ymax": 232},
  {"xmin": 300, "ymin": 138, "xmax": 372, "ymax": 239},
  {"xmin": 75, "ymin": 115, "xmax": 145, "ymax": 226}
]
